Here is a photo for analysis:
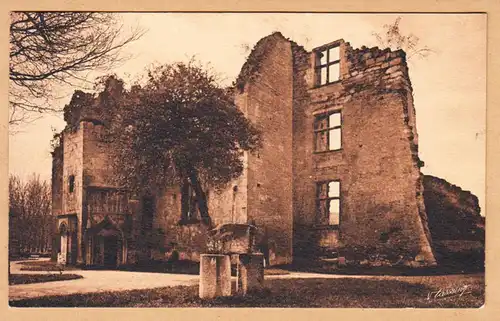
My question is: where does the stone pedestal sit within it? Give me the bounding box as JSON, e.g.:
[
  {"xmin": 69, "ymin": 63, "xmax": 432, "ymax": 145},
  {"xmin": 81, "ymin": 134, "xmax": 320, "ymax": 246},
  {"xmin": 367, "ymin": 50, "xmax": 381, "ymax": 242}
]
[
  {"xmin": 237, "ymin": 253, "xmax": 264, "ymax": 295},
  {"xmin": 199, "ymin": 254, "xmax": 231, "ymax": 299}
]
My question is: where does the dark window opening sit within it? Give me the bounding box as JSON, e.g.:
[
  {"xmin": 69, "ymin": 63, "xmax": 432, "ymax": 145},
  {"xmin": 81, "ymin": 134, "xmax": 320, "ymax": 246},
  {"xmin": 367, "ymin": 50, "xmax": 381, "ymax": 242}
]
[
  {"xmin": 69, "ymin": 175, "xmax": 75, "ymax": 193},
  {"xmin": 316, "ymin": 181, "xmax": 341, "ymax": 226},
  {"xmin": 141, "ymin": 196, "xmax": 155, "ymax": 232},
  {"xmin": 315, "ymin": 45, "xmax": 340, "ymax": 86},
  {"xmin": 181, "ymin": 181, "xmax": 199, "ymax": 222},
  {"xmin": 314, "ymin": 112, "xmax": 342, "ymax": 152},
  {"xmin": 88, "ymin": 189, "xmax": 128, "ymax": 214}
]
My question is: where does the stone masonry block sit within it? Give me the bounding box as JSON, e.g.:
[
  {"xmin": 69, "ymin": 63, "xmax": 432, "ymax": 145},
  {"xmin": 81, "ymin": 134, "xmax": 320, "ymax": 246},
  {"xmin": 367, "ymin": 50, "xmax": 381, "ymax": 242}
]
[
  {"xmin": 199, "ymin": 254, "xmax": 232, "ymax": 299},
  {"xmin": 236, "ymin": 253, "xmax": 264, "ymax": 295}
]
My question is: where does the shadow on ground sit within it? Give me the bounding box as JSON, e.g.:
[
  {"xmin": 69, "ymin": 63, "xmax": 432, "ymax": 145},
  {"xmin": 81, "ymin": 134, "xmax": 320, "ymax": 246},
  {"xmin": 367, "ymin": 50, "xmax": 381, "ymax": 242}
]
[
  {"xmin": 9, "ymin": 274, "xmax": 83, "ymax": 285},
  {"xmin": 10, "ymin": 275, "xmax": 484, "ymax": 308},
  {"xmin": 279, "ymin": 256, "xmax": 484, "ymax": 277}
]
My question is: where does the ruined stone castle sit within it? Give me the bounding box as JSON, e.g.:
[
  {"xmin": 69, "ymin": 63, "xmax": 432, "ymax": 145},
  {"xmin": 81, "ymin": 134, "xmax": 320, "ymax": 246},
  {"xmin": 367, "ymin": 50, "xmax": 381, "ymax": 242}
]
[{"xmin": 51, "ymin": 32, "xmax": 484, "ymax": 268}]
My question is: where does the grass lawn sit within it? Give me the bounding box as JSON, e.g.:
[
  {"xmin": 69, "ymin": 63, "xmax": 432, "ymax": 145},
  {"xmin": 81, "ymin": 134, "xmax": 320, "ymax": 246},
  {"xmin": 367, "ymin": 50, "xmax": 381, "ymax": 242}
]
[
  {"xmin": 9, "ymin": 273, "xmax": 83, "ymax": 285},
  {"xmin": 19, "ymin": 260, "xmax": 79, "ymax": 271},
  {"xmin": 9, "ymin": 273, "xmax": 483, "ymax": 308}
]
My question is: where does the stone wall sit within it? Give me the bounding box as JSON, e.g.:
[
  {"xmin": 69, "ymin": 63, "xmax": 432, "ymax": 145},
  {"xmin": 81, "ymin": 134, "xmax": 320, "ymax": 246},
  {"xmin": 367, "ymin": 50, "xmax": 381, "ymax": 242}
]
[
  {"xmin": 291, "ymin": 40, "xmax": 435, "ymax": 265},
  {"xmin": 235, "ymin": 32, "xmax": 294, "ymax": 265},
  {"xmin": 51, "ymin": 146, "xmax": 64, "ymax": 217},
  {"xmin": 50, "ymin": 145, "xmax": 64, "ymax": 260},
  {"xmin": 82, "ymin": 121, "xmax": 117, "ymax": 188},
  {"xmin": 61, "ymin": 126, "xmax": 84, "ymax": 262},
  {"xmin": 152, "ymin": 187, "xmax": 209, "ymax": 261},
  {"xmin": 423, "ymin": 175, "xmax": 484, "ymax": 242},
  {"xmin": 423, "ymin": 175, "xmax": 484, "ymax": 269},
  {"xmin": 52, "ymin": 32, "xmax": 481, "ymax": 269},
  {"xmin": 151, "ymin": 32, "xmax": 296, "ymax": 265},
  {"xmin": 291, "ymin": 41, "xmax": 317, "ymax": 257},
  {"xmin": 208, "ymin": 153, "xmax": 249, "ymax": 226}
]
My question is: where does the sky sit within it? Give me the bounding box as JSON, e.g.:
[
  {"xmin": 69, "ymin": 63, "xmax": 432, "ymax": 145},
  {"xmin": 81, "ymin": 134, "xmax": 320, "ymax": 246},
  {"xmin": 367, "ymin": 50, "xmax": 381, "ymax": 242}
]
[{"xmin": 8, "ymin": 13, "xmax": 487, "ymax": 215}]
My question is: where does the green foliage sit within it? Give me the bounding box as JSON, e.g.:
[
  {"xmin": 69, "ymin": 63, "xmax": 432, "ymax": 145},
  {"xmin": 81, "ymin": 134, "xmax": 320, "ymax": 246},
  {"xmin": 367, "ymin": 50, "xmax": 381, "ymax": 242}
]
[
  {"xmin": 144, "ymin": 228, "xmax": 167, "ymax": 253},
  {"xmin": 50, "ymin": 127, "xmax": 61, "ymax": 152},
  {"xmin": 107, "ymin": 61, "xmax": 262, "ymax": 208}
]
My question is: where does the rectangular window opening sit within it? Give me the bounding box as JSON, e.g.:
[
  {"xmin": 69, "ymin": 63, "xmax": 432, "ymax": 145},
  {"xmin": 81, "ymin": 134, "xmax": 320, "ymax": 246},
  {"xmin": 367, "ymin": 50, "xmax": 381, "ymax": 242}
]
[
  {"xmin": 316, "ymin": 181, "xmax": 341, "ymax": 226},
  {"xmin": 88, "ymin": 189, "xmax": 128, "ymax": 214},
  {"xmin": 69, "ymin": 175, "xmax": 75, "ymax": 193},
  {"xmin": 315, "ymin": 45, "xmax": 340, "ymax": 86},
  {"xmin": 314, "ymin": 111, "xmax": 342, "ymax": 152},
  {"xmin": 181, "ymin": 181, "xmax": 200, "ymax": 222}
]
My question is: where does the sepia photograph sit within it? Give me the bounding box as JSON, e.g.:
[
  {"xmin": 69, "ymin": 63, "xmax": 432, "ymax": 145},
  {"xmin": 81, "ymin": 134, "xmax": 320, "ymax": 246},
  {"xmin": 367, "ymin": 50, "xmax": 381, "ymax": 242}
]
[{"xmin": 7, "ymin": 12, "xmax": 486, "ymax": 308}]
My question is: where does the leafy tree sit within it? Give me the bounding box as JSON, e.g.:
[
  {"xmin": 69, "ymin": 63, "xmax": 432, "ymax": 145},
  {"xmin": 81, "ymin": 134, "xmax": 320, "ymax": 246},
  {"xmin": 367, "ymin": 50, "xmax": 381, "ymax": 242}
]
[
  {"xmin": 107, "ymin": 62, "xmax": 261, "ymax": 226},
  {"xmin": 373, "ymin": 16, "xmax": 433, "ymax": 60},
  {"xmin": 9, "ymin": 12, "xmax": 144, "ymax": 126}
]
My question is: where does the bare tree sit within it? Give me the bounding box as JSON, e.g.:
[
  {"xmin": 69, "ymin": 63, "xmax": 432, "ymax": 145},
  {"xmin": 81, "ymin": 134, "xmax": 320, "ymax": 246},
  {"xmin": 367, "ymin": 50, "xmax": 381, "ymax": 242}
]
[
  {"xmin": 9, "ymin": 174, "xmax": 54, "ymax": 257},
  {"xmin": 9, "ymin": 12, "xmax": 144, "ymax": 126},
  {"xmin": 373, "ymin": 16, "xmax": 433, "ymax": 60}
]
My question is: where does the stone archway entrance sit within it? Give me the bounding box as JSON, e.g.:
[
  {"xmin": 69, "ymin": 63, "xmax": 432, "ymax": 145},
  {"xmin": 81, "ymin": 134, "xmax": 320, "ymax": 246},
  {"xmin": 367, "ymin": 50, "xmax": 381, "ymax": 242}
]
[
  {"xmin": 96, "ymin": 229, "xmax": 123, "ymax": 267},
  {"xmin": 58, "ymin": 223, "xmax": 69, "ymax": 265},
  {"xmin": 57, "ymin": 220, "xmax": 77, "ymax": 265},
  {"xmin": 86, "ymin": 217, "xmax": 127, "ymax": 268}
]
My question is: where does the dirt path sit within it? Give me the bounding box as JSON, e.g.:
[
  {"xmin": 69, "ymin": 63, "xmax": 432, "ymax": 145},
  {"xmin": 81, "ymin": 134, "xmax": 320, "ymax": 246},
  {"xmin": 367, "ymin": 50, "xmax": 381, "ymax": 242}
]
[
  {"xmin": 9, "ymin": 260, "xmax": 199, "ymax": 301},
  {"xmin": 10, "ymin": 259, "xmax": 377, "ymax": 301}
]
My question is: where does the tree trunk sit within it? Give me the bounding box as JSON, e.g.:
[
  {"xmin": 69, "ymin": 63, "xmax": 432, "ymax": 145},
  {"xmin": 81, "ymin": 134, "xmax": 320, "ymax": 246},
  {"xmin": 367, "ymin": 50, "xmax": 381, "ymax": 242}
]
[
  {"xmin": 188, "ymin": 169, "xmax": 212, "ymax": 227},
  {"xmin": 180, "ymin": 178, "xmax": 190, "ymax": 221}
]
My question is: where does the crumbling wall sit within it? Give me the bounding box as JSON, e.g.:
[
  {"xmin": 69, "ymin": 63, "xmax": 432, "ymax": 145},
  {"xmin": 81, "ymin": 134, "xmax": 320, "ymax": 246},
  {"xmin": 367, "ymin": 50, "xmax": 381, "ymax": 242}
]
[
  {"xmin": 63, "ymin": 76, "xmax": 122, "ymax": 129},
  {"xmin": 423, "ymin": 175, "xmax": 484, "ymax": 269},
  {"xmin": 340, "ymin": 45, "xmax": 434, "ymax": 265},
  {"xmin": 423, "ymin": 175, "xmax": 484, "ymax": 242},
  {"xmin": 235, "ymin": 32, "xmax": 294, "ymax": 265},
  {"xmin": 292, "ymin": 40, "xmax": 435, "ymax": 266},
  {"xmin": 153, "ymin": 187, "xmax": 210, "ymax": 261},
  {"xmin": 55, "ymin": 76, "xmax": 128, "ymax": 265}
]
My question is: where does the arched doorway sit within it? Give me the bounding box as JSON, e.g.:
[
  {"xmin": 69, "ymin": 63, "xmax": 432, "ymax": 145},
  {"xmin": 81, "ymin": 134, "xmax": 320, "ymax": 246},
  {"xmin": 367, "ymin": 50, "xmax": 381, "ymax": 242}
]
[
  {"xmin": 58, "ymin": 222, "xmax": 68, "ymax": 264},
  {"xmin": 57, "ymin": 218, "xmax": 77, "ymax": 265},
  {"xmin": 98, "ymin": 228, "xmax": 123, "ymax": 267},
  {"xmin": 86, "ymin": 217, "xmax": 126, "ymax": 268}
]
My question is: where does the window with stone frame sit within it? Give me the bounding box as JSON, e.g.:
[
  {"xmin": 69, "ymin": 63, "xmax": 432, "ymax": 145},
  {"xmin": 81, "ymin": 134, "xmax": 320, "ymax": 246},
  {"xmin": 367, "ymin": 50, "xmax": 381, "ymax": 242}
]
[
  {"xmin": 316, "ymin": 181, "xmax": 341, "ymax": 226},
  {"xmin": 181, "ymin": 181, "xmax": 199, "ymax": 222},
  {"xmin": 87, "ymin": 189, "xmax": 128, "ymax": 214},
  {"xmin": 141, "ymin": 195, "xmax": 155, "ymax": 232},
  {"xmin": 68, "ymin": 175, "xmax": 75, "ymax": 193},
  {"xmin": 315, "ymin": 45, "xmax": 340, "ymax": 86},
  {"xmin": 314, "ymin": 111, "xmax": 342, "ymax": 152}
]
